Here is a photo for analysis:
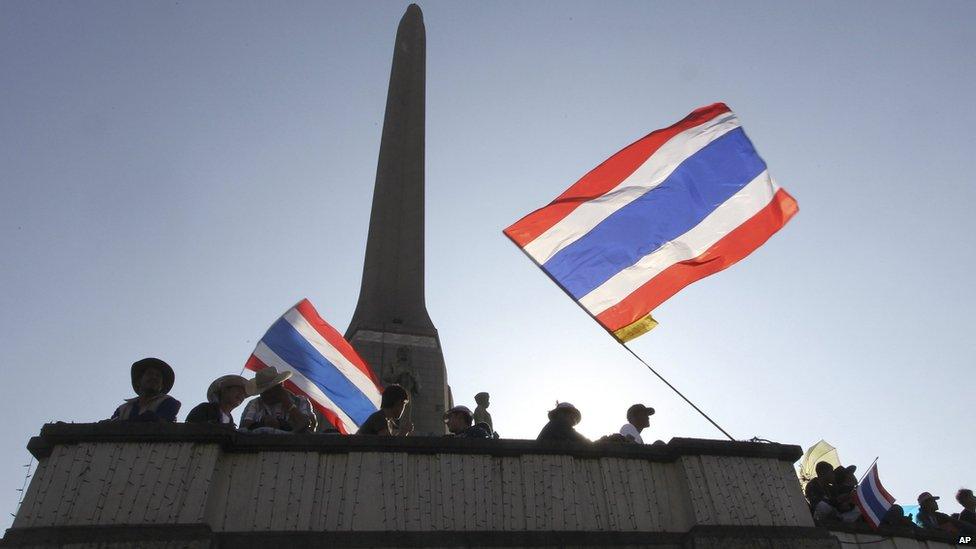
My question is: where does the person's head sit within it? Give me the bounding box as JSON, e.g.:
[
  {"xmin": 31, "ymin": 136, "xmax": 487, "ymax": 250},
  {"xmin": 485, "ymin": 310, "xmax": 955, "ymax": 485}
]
[
  {"xmin": 917, "ymin": 492, "xmax": 940, "ymax": 512},
  {"xmin": 815, "ymin": 461, "xmax": 836, "ymax": 483},
  {"xmin": 548, "ymin": 402, "xmax": 581, "ymax": 426},
  {"xmin": 626, "ymin": 404, "xmax": 655, "ymax": 430},
  {"xmin": 381, "ymin": 384, "xmax": 410, "ymax": 418},
  {"xmin": 444, "ymin": 405, "xmax": 473, "ymax": 434},
  {"xmin": 253, "ymin": 367, "xmax": 293, "ymax": 403},
  {"xmin": 957, "ymin": 488, "xmax": 975, "ymax": 509},
  {"xmin": 131, "ymin": 358, "xmax": 174, "ymax": 398},
  {"xmin": 834, "ymin": 465, "xmax": 857, "ymax": 488},
  {"xmin": 475, "ymin": 392, "xmax": 490, "ymax": 408},
  {"xmin": 207, "ymin": 375, "xmax": 255, "ymax": 411}
]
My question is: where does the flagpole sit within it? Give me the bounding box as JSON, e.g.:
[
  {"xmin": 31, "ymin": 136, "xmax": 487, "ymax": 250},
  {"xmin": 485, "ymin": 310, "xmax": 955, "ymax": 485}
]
[
  {"xmin": 620, "ymin": 342, "xmax": 735, "ymax": 441},
  {"xmin": 503, "ymin": 234, "xmax": 737, "ymax": 442},
  {"xmin": 857, "ymin": 456, "xmax": 880, "ymax": 484}
]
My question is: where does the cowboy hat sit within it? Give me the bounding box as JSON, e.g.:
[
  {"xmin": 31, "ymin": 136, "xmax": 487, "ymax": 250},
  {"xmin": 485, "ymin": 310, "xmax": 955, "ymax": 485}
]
[
  {"xmin": 253, "ymin": 366, "xmax": 292, "ymax": 394},
  {"xmin": 130, "ymin": 358, "xmax": 175, "ymax": 394},
  {"xmin": 207, "ymin": 374, "xmax": 256, "ymax": 403},
  {"xmin": 548, "ymin": 401, "xmax": 581, "ymax": 425}
]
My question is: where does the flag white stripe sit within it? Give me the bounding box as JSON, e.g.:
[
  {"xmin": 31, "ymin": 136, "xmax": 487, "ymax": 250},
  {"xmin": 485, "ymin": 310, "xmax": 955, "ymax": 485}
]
[
  {"xmin": 524, "ymin": 111, "xmax": 741, "ymax": 265},
  {"xmin": 253, "ymin": 342, "xmax": 358, "ymax": 433},
  {"xmin": 283, "ymin": 308, "xmax": 382, "ymax": 408},
  {"xmin": 579, "ymin": 170, "xmax": 778, "ymax": 315}
]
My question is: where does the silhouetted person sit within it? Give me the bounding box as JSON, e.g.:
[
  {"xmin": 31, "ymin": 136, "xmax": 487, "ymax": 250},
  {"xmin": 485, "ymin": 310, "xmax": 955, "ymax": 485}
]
[
  {"xmin": 110, "ymin": 358, "xmax": 181, "ymax": 422},
  {"xmin": 357, "ymin": 384, "xmax": 414, "ymax": 436},
  {"xmin": 619, "ymin": 404, "xmax": 654, "ymax": 443},
  {"xmin": 473, "ymin": 392, "xmax": 493, "ymax": 434},
  {"xmin": 880, "ymin": 504, "xmax": 918, "ymax": 529},
  {"xmin": 804, "ymin": 461, "xmax": 836, "ymax": 513},
  {"xmin": 957, "ymin": 489, "xmax": 976, "ymax": 527},
  {"xmin": 443, "ymin": 405, "xmax": 491, "ymax": 438},
  {"xmin": 186, "ymin": 375, "xmax": 254, "ymax": 427},
  {"xmin": 537, "ymin": 402, "xmax": 589, "ymax": 443},
  {"xmin": 240, "ymin": 367, "xmax": 316, "ymax": 433},
  {"xmin": 918, "ymin": 491, "xmax": 976, "ymax": 536}
]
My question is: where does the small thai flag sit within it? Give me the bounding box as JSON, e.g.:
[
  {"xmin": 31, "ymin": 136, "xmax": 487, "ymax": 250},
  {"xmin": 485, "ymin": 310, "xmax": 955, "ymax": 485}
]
[
  {"xmin": 505, "ymin": 103, "xmax": 798, "ymax": 342},
  {"xmin": 854, "ymin": 463, "xmax": 896, "ymax": 529},
  {"xmin": 245, "ymin": 298, "xmax": 382, "ymax": 434}
]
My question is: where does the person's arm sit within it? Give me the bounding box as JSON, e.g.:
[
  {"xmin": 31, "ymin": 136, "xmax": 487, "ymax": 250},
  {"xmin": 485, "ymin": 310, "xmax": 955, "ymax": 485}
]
[
  {"xmin": 393, "ymin": 418, "xmax": 413, "ymax": 436},
  {"xmin": 240, "ymin": 401, "xmax": 261, "ymax": 430},
  {"xmin": 283, "ymin": 396, "xmax": 315, "ymax": 433},
  {"xmin": 156, "ymin": 397, "xmax": 180, "ymax": 422}
]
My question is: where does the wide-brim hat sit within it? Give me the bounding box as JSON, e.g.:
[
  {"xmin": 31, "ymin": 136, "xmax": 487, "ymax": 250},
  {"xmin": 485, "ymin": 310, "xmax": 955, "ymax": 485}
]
[
  {"xmin": 207, "ymin": 375, "xmax": 256, "ymax": 403},
  {"xmin": 253, "ymin": 366, "xmax": 292, "ymax": 394},
  {"xmin": 131, "ymin": 358, "xmax": 174, "ymax": 394},
  {"xmin": 548, "ymin": 402, "xmax": 581, "ymax": 425}
]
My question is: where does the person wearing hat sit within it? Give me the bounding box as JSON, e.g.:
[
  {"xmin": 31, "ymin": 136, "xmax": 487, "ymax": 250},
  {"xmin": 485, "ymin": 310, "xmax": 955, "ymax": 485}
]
[
  {"xmin": 239, "ymin": 367, "xmax": 316, "ymax": 433},
  {"xmin": 443, "ymin": 405, "xmax": 491, "ymax": 439},
  {"xmin": 537, "ymin": 402, "xmax": 589, "ymax": 443},
  {"xmin": 357, "ymin": 384, "xmax": 414, "ymax": 436},
  {"xmin": 916, "ymin": 491, "xmax": 976, "ymax": 535},
  {"xmin": 110, "ymin": 358, "xmax": 181, "ymax": 422},
  {"xmin": 619, "ymin": 404, "xmax": 655, "ymax": 444},
  {"xmin": 185, "ymin": 375, "xmax": 255, "ymax": 427}
]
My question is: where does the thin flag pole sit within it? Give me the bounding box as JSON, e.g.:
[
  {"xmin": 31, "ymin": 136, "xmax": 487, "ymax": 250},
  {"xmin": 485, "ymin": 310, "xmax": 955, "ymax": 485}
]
[
  {"xmin": 620, "ymin": 342, "xmax": 735, "ymax": 441},
  {"xmin": 504, "ymin": 234, "xmax": 737, "ymax": 442},
  {"xmin": 857, "ymin": 456, "xmax": 880, "ymax": 484}
]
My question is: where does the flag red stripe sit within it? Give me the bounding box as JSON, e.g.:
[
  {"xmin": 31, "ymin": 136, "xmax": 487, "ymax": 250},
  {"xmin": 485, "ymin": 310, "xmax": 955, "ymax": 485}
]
[
  {"xmin": 875, "ymin": 471, "xmax": 895, "ymax": 503},
  {"xmin": 504, "ymin": 103, "xmax": 732, "ymax": 247},
  {"xmin": 283, "ymin": 379, "xmax": 349, "ymax": 435},
  {"xmin": 596, "ymin": 188, "xmax": 798, "ymax": 331},
  {"xmin": 294, "ymin": 298, "xmax": 382, "ymax": 389},
  {"xmin": 246, "ymin": 355, "xmax": 351, "ymax": 434}
]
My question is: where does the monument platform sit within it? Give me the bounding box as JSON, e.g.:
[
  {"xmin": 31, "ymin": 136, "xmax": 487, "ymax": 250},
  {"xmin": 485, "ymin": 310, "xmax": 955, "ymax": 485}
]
[{"xmin": 2, "ymin": 424, "xmax": 961, "ymax": 548}]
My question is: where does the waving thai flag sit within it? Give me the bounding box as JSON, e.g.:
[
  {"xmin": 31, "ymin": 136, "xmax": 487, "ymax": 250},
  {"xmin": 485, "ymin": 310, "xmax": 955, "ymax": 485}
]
[
  {"xmin": 245, "ymin": 298, "xmax": 382, "ymax": 434},
  {"xmin": 505, "ymin": 103, "xmax": 798, "ymax": 342},
  {"xmin": 855, "ymin": 463, "xmax": 896, "ymax": 529}
]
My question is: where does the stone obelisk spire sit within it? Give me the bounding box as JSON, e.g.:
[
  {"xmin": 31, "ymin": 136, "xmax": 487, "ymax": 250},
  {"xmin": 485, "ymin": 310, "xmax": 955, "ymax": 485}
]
[{"xmin": 345, "ymin": 4, "xmax": 450, "ymax": 435}]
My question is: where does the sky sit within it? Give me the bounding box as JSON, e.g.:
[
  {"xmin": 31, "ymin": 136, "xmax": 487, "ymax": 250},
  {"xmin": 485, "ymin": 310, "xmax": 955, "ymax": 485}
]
[{"xmin": 2, "ymin": 0, "xmax": 974, "ymax": 531}]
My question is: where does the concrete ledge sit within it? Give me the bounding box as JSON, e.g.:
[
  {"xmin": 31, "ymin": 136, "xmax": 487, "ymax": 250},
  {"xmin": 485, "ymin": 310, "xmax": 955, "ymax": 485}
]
[
  {"xmin": 828, "ymin": 522, "xmax": 958, "ymax": 544},
  {"xmin": 3, "ymin": 525, "xmax": 837, "ymax": 548},
  {"xmin": 26, "ymin": 423, "xmax": 802, "ymax": 462},
  {"xmin": 1, "ymin": 524, "xmax": 213, "ymax": 546}
]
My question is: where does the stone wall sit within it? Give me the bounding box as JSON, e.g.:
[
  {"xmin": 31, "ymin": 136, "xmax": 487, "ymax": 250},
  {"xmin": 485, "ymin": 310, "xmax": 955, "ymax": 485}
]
[{"xmin": 1, "ymin": 424, "xmax": 955, "ymax": 548}]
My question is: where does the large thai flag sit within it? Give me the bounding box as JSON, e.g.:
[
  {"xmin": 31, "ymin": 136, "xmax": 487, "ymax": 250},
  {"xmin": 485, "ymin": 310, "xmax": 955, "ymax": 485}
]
[
  {"xmin": 854, "ymin": 463, "xmax": 896, "ymax": 529},
  {"xmin": 504, "ymin": 103, "xmax": 798, "ymax": 342},
  {"xmin": 244, "ymin": 298, "xmax": 382, "ymax": 434}
]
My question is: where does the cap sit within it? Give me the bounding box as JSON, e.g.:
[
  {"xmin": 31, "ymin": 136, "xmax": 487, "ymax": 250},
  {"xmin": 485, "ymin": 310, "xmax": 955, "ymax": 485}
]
[
  {"xmin": 627, "ymin": 404, "xmax": 655, "ymax": 419},
  {"xmin": 917, "ymin": 492, "xmax": 940, "ymax": 504},
  {"xmin": 444, "ymin": 405, "xmax": 473, "ymax": 419}
]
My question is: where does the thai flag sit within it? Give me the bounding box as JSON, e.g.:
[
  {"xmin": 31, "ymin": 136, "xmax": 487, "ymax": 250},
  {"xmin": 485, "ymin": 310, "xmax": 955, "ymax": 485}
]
[
  {"xmin": 854, "ymin": 463, "xmax": 896, "ymax": 529},
  {"xmin": 504, "ymin": 103, "xmax": 798, "ymax": 342},
  {"xmin": 244, "ymin": 298, "xmax": 382, "ymax": 434}
]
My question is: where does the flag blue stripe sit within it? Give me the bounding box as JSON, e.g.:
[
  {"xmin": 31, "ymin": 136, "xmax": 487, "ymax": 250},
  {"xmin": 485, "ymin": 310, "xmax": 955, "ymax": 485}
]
[
  {"xmin": 859, "ymin": 475, "xmax": 888, "ymax": 520},
  {"xmin": 542, "ymin": 128, "xmax": 767, "ymax": 299},
  {"xmin": 261, "ymin": 318, "xmax": 377, "ymax": 424}
]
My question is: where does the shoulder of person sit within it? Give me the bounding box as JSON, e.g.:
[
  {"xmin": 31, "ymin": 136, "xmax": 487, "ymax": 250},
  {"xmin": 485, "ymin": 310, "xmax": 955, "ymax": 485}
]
[{"xmin": 186, "ymin": 402, "xmax": 217, "ymax": 419}]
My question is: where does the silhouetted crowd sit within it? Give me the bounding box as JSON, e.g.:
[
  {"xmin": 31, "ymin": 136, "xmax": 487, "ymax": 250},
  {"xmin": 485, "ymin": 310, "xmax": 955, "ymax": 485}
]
[
  {"xmin": 108, "ymin": 357, "xmax": 658, "ymax": 445},
  {"xmin": 805, "ymin": 460, "xmax": 976, "ymax": 536}
]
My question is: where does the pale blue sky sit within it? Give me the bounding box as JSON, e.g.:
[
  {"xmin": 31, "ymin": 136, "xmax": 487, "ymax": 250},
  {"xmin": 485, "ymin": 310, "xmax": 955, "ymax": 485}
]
[{"xmin": 2, "ymin": 0, "xmax": 974, "ymax": 530}]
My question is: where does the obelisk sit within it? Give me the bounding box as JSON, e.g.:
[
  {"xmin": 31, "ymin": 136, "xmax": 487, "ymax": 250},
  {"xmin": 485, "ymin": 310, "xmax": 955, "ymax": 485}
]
[{"xmin": 345, "ymin": 4, "xmax": 450, "ymax": 435}]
